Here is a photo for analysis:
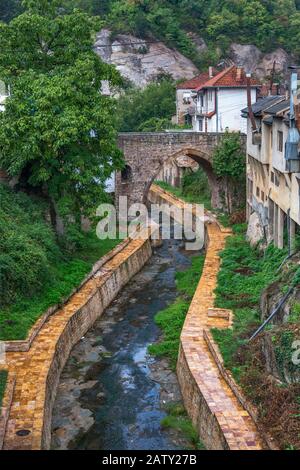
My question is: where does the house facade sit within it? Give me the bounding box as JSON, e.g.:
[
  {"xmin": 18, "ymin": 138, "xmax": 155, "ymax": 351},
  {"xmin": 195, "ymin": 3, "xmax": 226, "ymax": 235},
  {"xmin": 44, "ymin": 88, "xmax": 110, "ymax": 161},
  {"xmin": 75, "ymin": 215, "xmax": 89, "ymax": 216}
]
[
  {"xmin": 175, "ymin": 71, "xmax": 210, "ymax": 126},
  {"xmin": 193, "ymin": 66, "xmax": 259, "ymax": 133},
  {"xmin": 243, "ymin": 95, "xmax": 300, "ymax": 249}
]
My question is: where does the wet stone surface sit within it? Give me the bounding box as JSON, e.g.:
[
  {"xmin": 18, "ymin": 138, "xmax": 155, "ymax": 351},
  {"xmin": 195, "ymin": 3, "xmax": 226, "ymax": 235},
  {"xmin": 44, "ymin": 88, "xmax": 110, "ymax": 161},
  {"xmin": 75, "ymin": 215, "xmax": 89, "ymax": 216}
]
[{"xmin": 51, "ymin": 237, "xmax": 195, "ymax": 450}]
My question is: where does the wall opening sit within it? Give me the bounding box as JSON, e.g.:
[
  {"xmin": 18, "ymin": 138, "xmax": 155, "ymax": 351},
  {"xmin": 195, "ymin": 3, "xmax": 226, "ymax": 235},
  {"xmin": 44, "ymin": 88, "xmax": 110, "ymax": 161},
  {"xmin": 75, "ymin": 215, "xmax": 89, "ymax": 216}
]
[{"xmin": 121, "ymin": 165, "xmax": 133, "ymax": 182}]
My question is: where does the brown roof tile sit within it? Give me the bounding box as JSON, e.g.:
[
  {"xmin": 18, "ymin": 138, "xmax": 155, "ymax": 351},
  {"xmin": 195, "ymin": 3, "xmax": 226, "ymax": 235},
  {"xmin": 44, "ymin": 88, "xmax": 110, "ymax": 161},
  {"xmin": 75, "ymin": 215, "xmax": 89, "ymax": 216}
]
[{"xmin": 195, "ymin": 66, "xmax": 260, "ymax": 91}]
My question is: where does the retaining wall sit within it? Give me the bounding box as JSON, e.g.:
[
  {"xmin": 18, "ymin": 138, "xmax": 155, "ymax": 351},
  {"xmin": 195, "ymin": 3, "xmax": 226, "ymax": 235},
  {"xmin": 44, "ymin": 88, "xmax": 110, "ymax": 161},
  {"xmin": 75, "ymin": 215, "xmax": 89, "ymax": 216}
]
[{"xmin": 3, "ymin": 236, "xmax": 152, "ymax": 450}]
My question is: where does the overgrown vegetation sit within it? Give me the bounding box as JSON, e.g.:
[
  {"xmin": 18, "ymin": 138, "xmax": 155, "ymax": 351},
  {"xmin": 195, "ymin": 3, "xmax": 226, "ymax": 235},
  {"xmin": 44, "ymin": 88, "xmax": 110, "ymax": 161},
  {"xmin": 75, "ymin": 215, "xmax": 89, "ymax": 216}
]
[
  {"xmin": 212, "ymin": 226, "xmax": 287, "ymax": 380},
  {"xmin": 0, "ymin": 1, "xmax": 124, "ymax": 341},
  {"xmin": 212, "ymin": 225, "xmax": 300, "ymax": 449},
  {"xmin": 3, "ymin": 1, "xmax": 300, "ymax": 70},
  {"xmin": 156, "ymin": 132, "xmax": 246, "ymax": 216},
  {"xmin": 117, "ymin": 77, "xmax": 176, "ymax": 132},
  {"xmin": 156, "ymin": 166, "xmax": 212, "ymax": 209},
  {"xmin": 161, "ymin": 402, "xmax": 205, "ymax": 450},
  {"xmin": 149, "ymin": 254, "xmax": 205, "ymax": 369},
  {"xmin": 0, "ymin": 185, "xmax": 121, "ymax": 341},
  {"xmin": 0, "ymin": 370, "xmax": 7, "ymax": 409},
  {"xmin": 212, "ymin": 131, "xmax": 246, "ymax": 214},
  {"xmin": 0, "ymin": 0, "xmax": 123, "ymax": 233}
]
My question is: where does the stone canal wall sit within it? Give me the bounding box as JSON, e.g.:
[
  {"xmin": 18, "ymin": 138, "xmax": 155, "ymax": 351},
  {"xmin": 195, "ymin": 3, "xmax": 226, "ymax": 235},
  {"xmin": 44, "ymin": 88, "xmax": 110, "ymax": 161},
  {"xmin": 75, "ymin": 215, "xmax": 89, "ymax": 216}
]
[
  {"xmin": 2, "ymin": 236, "xmax": 152, "ymax": 450},
  {"xmin": 149, "ymin": 184, "xmax": 263, "ymax": 450}
]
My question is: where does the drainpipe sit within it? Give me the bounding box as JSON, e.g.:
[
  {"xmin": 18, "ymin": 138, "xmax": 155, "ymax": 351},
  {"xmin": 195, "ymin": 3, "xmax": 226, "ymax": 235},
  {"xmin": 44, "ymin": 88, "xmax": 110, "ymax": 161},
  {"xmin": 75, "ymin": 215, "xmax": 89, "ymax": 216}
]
[
  {"xmin": 215, "ymin": 88, "xmax": 219, "ymax": 133},
  {"xmin": 287, "ymin": 208, "xmax": 292, "ymax": 256},
  {"xmin": 246, "ymin": 73, "xmax": 257, "ymax": 131}
]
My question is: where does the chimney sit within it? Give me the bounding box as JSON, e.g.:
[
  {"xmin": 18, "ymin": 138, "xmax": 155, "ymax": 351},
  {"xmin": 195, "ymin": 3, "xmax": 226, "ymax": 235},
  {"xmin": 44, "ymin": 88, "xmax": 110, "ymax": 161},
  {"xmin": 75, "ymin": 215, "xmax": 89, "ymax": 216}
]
[
  {"xmin": 236, "ymin": 67, "xmax": 242, "ymax": 82},
  {"xmin": 209, "ymin": 66, "xmax": 213, "ymax": 78},
  {"xmin": 271, "ymin": 83, "xmax": 279, "ymax": 96}
]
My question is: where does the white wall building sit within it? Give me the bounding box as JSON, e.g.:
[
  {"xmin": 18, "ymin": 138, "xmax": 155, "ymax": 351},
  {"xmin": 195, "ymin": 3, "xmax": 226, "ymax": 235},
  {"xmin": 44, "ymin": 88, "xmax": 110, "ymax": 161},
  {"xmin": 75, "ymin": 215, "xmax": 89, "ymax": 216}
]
[
  {"xmin": 192, "ymin": 66, "xmax": 259, "ymax": 133},
  {"xmin": 242, "ymin": 95, "xmax": 300, "ymax": 249}
]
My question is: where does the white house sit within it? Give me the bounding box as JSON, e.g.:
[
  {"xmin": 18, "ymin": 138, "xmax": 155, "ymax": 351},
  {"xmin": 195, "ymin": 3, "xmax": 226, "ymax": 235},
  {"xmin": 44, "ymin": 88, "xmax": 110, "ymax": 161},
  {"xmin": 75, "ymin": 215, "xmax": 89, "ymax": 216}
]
[
  {"xmin": 175, "ymin": 71, "xmax": 211, "ymax": 126},
  {"xmin": 191, "ymin": 66, "xmax": 260, "ymax": 133}
]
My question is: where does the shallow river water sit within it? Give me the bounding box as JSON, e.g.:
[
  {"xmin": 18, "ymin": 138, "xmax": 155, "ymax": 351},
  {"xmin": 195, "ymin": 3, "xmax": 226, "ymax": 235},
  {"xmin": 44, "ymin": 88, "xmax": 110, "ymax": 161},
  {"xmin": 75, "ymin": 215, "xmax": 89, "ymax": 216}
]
[{"xmin": 51, "ymin": 234, "xmax": 196, "ymax": 450}]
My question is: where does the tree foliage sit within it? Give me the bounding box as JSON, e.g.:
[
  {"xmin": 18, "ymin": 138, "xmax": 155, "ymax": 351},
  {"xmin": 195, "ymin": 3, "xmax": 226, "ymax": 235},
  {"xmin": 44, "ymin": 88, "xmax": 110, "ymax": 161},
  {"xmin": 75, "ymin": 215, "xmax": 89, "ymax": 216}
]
[
  {"xmin": 2, "ymin": 1, "xmax": 300, "ymax": 66},
  {"xmin": 0, "ymin": 0, "xmax": 124, "ymax": 230},
  {"xmin": 213, "ymin": 131, "xmax": 245, "ymax": 213},
  {"xmin": 117, "ymin": 77, "xmax": 176, "ymax": 132}
]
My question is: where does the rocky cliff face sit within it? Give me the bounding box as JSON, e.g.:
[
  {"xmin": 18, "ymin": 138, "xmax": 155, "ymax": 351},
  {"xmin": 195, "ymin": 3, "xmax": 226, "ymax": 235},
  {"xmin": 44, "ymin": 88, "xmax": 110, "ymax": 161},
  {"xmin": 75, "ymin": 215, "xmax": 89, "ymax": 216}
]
[
  {"xmin": 94, "ymin": 29, "xmax": 291, "ymax": 88},
  {"xmin": 229, "ymin": 44, "xmax": 290, "ymax": 81},
  {"xmin": 94, "ymin": 29, "xmax": 199, "ymax": 88}
]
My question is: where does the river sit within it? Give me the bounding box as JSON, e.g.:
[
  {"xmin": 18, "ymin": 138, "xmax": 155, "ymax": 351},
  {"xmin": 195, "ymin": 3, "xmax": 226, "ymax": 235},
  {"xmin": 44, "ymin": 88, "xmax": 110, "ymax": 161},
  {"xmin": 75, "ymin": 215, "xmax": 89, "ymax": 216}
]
[{"xmin": 51, "ymin": 230, "xmax": 196, "ymax": 450}]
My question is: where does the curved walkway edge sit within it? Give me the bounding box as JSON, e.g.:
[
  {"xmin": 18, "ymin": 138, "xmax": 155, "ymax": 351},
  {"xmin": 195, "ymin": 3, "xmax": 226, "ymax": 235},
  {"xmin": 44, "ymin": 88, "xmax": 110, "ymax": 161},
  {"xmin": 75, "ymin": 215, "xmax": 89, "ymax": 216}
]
[
  {"xmin": 1, "ymin": 237, "xmax": 152, "ymax": 450},
  {"xmin": 149, "ymin": 184, "xmax": 263, "ymax": 451}
]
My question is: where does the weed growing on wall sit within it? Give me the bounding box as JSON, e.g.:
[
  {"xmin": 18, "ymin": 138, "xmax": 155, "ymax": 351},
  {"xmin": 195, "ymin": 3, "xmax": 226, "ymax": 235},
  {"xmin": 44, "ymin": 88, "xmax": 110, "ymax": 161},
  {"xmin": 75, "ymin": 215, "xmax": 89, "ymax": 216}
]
[
  {"xmin": 212, "ymin": 227, "xmax": 287, "ymax": 380},
  {"xmin": 149, "ymin": 255, "xmax": 205, "ymax": 369},
  {"xmin": 0, "ymin": 370, "xmax": 7, "ymax": 408}
]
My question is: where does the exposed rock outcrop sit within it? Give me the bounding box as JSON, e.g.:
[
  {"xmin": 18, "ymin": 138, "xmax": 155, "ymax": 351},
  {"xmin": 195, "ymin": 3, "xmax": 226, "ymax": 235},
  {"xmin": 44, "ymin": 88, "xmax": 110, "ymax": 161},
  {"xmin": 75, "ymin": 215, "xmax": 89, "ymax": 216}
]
[
  {"xmin": 230, "ymin": 44, "xmax": 290, "ymax": 80},
  {"xmin": 187, "ymin": 32, "xmax": 208, "ymax": 54},
  {"xmin": 94, "ymin": 29, "xmax": 199, "ymax": 88},
  {"xmin": 94, "ymin": 30, "xmax": 292, "ymax": 88}
]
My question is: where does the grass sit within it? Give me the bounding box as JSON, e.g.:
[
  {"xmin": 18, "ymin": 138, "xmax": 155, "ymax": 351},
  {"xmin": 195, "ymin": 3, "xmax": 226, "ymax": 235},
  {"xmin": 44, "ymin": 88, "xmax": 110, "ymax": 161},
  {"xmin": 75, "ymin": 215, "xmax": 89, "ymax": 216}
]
[
  {"xmin": 155, "ymin": 179, "xmax": 211, "ymax": 209},
  {"xmin": 155, "ymin": 176, "xmax": 232, "ymax": 226},
  {"xmin": 212, "ymin": 227, "xmax": 287, "ymax": 380},
  {"xmin": 161, "ymin": 402, "xmax": 205, "ymax": 449},
  {"xmin": 149, "ymin": 254, "xmax": 205, "ymax": 369},
  {"xmin": 0, "ymin": 234, "xmax": 121, "ymax": 341},
  {"xmin": 0, "ymin": 370, "xmax": 7, "ymax": 408}
]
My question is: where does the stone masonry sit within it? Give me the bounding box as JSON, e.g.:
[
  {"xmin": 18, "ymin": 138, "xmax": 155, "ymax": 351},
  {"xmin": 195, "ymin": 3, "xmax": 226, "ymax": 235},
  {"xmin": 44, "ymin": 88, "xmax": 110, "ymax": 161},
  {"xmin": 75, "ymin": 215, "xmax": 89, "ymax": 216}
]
[
  {"xmin": 149, "ymin": 184, "xmax": 263, "ymax": 450},
  {"xmin": 117, "ymin": 132, "xmax": 246, "ymax": 209}
]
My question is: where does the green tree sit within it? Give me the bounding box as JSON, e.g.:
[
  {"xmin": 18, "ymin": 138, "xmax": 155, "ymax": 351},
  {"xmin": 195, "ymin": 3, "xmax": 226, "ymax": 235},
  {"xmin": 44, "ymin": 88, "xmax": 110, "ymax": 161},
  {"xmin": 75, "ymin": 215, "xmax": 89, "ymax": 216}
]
[
  {"xmin": 117, "ymin": 77, "xmax": 176, "ymax": 132},
  {"xmin": 0, "ymin": 0, "xmax": 123, "ymax": 233},
  {"xmin": 212, "ymin": 132, "xmax": 245, "ymax": 214},
  {"xmin": 0, "ymin": 0, "xmax": 22, "ymax": 22}
]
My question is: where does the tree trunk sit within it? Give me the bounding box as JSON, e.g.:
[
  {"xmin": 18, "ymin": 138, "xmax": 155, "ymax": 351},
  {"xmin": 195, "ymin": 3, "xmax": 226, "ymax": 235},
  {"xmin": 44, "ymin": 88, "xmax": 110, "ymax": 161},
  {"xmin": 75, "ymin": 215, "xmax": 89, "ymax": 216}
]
[{"xmin": 49, "ymin": 196, "xmax": 65, "ymax": 236}]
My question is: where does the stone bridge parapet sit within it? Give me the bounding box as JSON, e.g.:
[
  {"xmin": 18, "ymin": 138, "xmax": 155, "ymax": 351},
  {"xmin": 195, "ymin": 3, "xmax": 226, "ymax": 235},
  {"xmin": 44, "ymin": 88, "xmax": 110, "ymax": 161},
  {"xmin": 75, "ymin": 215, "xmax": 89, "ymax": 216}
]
[{"xmin": 116, "ymin": 132, "xmax": 246, "ymax": 208}]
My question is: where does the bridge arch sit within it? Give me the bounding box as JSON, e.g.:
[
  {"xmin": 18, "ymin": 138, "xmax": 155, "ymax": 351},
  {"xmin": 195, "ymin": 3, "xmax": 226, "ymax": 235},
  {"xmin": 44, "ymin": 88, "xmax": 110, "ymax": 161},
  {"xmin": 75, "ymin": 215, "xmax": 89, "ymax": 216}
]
[
  {"xmin": 116, "ymin": 132, "xmax": 244, "ymax": 209},
  {"xmin": 144, "ymin": 147, "xmax": 222, "ymax": 209}
]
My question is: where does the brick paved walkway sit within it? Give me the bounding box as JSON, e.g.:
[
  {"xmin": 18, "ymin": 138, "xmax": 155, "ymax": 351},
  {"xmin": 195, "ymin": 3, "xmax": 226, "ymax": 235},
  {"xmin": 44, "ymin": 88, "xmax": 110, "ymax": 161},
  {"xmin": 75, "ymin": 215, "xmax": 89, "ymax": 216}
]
[
  {"xmin": 2, "ymin": 185, "xmax": 263, "ymax": 450},
  {"xmin": 150, "ymin": 185, "xmax": 263, "ymax": 450},
  {"xmin": 180, "ymin": 221, "xmax": 263, "ymax": 450},
  {"xmin": 2, "ymin": 238, "xmax": 149, "ymax": 450}
]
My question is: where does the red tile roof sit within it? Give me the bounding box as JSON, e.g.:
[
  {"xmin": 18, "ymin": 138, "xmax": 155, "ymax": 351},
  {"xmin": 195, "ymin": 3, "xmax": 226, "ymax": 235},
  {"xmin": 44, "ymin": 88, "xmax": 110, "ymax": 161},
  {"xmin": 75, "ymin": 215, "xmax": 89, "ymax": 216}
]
[
  {"xmin": 195, "ymin": 66, "xmax": 260, "ymax": 91},
  {"xmin": 176, "ymin": 72, "xmax": 210, "ymax": 90}
]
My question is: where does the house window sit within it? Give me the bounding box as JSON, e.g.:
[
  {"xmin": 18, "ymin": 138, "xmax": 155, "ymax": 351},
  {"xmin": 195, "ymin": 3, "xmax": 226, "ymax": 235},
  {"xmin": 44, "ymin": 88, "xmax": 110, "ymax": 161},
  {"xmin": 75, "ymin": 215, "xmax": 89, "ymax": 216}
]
[
  {"xmin": 277, "ymin": 131, "xmax": 283, "ymax": 152},
  {"xmin": 198, "ymin": 119, "xmax": 203, "ymax": 132},
  {"xmin": 208, "ymin": 90, "xmax": 213, "ymax": 102},
  {"xmin": 256, "ymin": 187, "xmax": 260, "ymax": 198},
  {"xmin": 183, "ymin": 92, "xmax": 191, "ymax": 104},
  {"xmin": 271, "ymin": 171, "xmax": 275, "ymax": 183},
  {"xmin": 261, "ymin": 190, "xmax": 265, "ymax": 201},
  {"xmin": 275, "ymin": 172, "xmax": 280, "ymax": 187}
]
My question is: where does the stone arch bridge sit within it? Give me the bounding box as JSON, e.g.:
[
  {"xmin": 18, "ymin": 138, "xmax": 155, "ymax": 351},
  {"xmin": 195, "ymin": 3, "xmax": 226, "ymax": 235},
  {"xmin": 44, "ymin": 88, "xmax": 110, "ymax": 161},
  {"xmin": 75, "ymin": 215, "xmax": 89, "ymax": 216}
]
[{"xmin": 116, "ymin": 132, "xmax": 246, "ymax": 209}]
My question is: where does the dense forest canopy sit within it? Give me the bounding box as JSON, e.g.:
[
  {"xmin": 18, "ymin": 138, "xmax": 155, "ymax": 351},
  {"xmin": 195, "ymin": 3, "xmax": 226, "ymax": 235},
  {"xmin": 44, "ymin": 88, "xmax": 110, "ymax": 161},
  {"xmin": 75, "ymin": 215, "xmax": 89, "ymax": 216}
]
[{"xmin": 1, "ymin": 1, "xmax": 300, "ymax": 65}]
